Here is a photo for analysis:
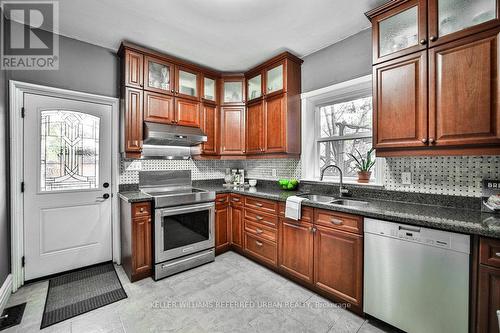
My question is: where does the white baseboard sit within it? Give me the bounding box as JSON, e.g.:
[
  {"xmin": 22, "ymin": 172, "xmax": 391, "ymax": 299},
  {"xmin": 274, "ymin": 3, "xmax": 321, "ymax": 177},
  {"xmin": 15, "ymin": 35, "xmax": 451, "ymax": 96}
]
[{"xmin": 0, "ymin": 274, "xmax": 13, "ymax": 315}]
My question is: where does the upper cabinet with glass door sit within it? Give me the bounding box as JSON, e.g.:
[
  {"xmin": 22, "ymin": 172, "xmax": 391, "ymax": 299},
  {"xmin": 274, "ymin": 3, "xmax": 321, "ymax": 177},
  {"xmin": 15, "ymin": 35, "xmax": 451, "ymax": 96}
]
[
  {"xmin": 176, "ymin": 67, "xmax": 199, "ymax": 100},
  {"xmin": 247, "ymin": 73, "xmax": 262, "ymax": 102},
  {"xmin": 202, "ymin": 75, "xmax": 217, "ymax": 103},
  {"xmin": 266, "ymin": 62, "xmax": 285, "ymax": 95},
  {"xmin": 222, "ymin": 77, "xmax": 244, "ymax": 105},
  {"xmin": 428, "ymin": 0, "xmax": 499, "ymax": 46},
  {"xmin": 144, "ymin": 56, "xmax": 175, "ymax": 95},
  {"xmin": 367, "ymin": 0, "xmax": 427, "ymax": 64}
]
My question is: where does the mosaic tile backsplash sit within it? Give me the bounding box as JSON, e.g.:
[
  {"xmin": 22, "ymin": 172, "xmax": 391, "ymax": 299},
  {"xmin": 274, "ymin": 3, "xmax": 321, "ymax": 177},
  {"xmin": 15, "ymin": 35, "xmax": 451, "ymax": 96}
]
[{"xmin": 120, "ymin": 156, "xmax": 500, "ymax": 197}]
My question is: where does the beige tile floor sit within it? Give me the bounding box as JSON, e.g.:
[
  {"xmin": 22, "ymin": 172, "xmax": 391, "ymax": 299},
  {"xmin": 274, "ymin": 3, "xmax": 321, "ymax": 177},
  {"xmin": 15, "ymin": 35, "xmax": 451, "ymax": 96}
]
[{"xmin": 4, "ymin": 252, "xmax": 398, "ymax": 333}]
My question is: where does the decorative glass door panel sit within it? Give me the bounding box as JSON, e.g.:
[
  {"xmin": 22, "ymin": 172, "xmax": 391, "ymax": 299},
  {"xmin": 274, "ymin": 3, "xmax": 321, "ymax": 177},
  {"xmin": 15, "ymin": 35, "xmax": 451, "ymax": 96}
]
[
  {"xmin": 379, "ymin": 6, "xmax": 419, "ymax": 57},
  {"xmin": 266, "ymin": 64, "xmax": 284, "ymax": 94},
  {"xmin": 437, "ymin": 0, "xmax": 497, "ymax": 37},
  {"xmin": 145, "ymin": 56, "xmax": 173, "ymax": 94},
  {"xmin": 40, "ymin": 110, "xmax": 100, "ymax": 192},
  {"xmin": 178, "ymin": 69, "xmax": 198, "ymax": 98},
  {"xmin": 223, "ymin": 81, "xmax": 243, "ymax": 103},
  {"xmin": 247, "ymin": 74, "xmax": 262, "ymax": 100},
  {"xmin": 203, "ymin": 77, "xmax": 216, "ymax": 101}
]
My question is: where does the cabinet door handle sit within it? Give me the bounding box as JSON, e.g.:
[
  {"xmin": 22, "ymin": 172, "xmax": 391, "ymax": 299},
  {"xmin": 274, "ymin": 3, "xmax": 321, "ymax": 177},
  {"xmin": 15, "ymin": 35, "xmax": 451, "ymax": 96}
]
[
  {"xmin": 430, "ymin": 36, "xmax": 438, "ymax": 42},
  {"xmin": 255, "ymin": 241, "xmax": 263, "ymax": 247},
  {"xmin": 232, "ymin": 198, "xmax": 240, "ymax": 202},
  {"xmin": 140, "ymin": 207, "xmax": 145, "ymax": 212},
  {"xmin": 255, "ymin": 215, "xmax": 263, "ymax": 220},
  {"xmin": 495, "ymin": 252, "xmax": 500, "ymax": 257},
  {"xmin": 419, "ymin": 39, "xmax": 427, "ymax": 45},
  {"xmin": 255, "ymin": 203, "xmax": 263, "ymax": 207},
  {"xmin": 429, "ymin": 138, "xmax": 435, "ymax": 144},
  {"xmin": 331, "ymin": 218, "xmax": 343, "ymax": 225},
  {"xmin": 218, "ymin": 198, "xmax": 226, "ymax": 202},
  {"xmin": 255, "ymin": 228, "xmax": 263, "ymax": 234},
  {"xmin": 171, "ymin": 89, "xmax": 175, "ymax": 93},
  {"xmin": 421, "ymin": 138, "xmax": 428, "ymax": 144}
]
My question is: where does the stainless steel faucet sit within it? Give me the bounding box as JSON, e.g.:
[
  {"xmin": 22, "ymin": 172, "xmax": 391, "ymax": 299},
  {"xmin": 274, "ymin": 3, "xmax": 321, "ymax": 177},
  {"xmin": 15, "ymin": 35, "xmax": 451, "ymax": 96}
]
[{"xmin": 320, "ymin": 164, "xmax": 350, "ymax": 197}]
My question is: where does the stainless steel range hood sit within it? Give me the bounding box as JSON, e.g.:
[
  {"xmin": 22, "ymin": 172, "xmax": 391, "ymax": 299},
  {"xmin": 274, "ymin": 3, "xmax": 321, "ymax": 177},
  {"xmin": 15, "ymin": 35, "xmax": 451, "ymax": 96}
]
[
  {"xmin": 144, "ymin": 122, "xmax": 207, "ymax": 146},
  {"xmin": 140, "ymin": 122, "xmax": 207, "ymax": 159}
]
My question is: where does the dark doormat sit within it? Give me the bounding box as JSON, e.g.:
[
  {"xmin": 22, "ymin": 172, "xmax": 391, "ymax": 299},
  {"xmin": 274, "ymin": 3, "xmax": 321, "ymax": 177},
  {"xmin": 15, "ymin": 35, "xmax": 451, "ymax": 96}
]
[
  {"xmin": 0, "ymin": 303, "xmax": 26, "ymax": 331},
  {"xmin": 41, "ymin": 263, "xmax": 127, "ymax": 329}
]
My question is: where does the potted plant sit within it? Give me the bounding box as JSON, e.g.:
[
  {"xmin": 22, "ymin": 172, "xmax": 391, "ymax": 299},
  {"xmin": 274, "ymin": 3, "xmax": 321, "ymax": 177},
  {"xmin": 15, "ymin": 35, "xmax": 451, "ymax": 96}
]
[{"xmin": 348, "ymin": 148, "xmax": 376, "ymax": 183}]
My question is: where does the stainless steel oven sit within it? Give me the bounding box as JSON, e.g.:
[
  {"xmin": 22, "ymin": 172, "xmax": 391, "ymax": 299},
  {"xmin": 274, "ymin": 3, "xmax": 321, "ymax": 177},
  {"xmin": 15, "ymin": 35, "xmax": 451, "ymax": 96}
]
[{"xmin": 154, "ymin": 201, "xmax": 215, "ymax": 263}]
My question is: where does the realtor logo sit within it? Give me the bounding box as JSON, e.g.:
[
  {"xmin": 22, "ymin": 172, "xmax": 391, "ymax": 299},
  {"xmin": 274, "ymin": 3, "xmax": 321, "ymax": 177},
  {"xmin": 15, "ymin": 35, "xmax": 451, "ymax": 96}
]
[{"xmin": 1, "ymin": 1, "xmax": 59, "ymax": 70}]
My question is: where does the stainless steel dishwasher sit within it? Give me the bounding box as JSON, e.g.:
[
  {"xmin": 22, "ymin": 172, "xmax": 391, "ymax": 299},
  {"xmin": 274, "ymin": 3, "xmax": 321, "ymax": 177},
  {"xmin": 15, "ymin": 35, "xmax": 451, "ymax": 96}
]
[{"xmin": 364, "ymin": 218, "xmax": 470, "ymax": 333}]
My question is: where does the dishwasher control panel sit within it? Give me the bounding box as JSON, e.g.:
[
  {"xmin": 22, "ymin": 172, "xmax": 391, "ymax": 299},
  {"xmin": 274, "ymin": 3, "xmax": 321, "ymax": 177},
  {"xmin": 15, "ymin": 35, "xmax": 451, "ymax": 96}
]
[{"xmin": 365, "ymin": 218, "xmax": 470, "ymax": 254}]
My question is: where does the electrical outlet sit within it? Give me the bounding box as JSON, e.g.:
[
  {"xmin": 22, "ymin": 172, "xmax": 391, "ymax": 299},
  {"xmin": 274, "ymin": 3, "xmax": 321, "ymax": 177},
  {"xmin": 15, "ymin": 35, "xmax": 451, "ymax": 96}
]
[
  {"xmin": 125, "ymin": 160, "xmax": 142, "ymax": 171},
  {"xmin": 272, "ymin": 169, "xmax": 277, "ymax": 177},
  {"xmin": 401, "ymin": 172, "xmax": 412, "ymax": 185}
]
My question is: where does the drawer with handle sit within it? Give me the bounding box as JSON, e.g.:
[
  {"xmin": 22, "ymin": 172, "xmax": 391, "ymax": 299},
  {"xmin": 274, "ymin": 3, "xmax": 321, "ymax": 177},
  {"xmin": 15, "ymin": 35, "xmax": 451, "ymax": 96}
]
[
  {"xmin": 244, "ymin": 196, "xmax": 278, "ymax": 215},
  {"xmin": 230, "ymin": 194, "xmax": 243, "ymax": 207},
  {"xmin": 314, "ymin": 209, "xmax": 363, "ymax": 234},
  {"xmin": 245, "ymin": 220, "xmax": 277, "ymax": 242},
  {"xmin": 480, "ymin": 237, "xmax": 500, "ymax": 268},
  {"xmin": 132, "ymin": 202, "xmax": 151, "ymax": 218},
  {"xmin": 244, "ymin": 232, "xmax": 277, "ymax": 266},
  {"xmin": 244, "ymin": 208, "xmax": 278, "ymax": 228}
]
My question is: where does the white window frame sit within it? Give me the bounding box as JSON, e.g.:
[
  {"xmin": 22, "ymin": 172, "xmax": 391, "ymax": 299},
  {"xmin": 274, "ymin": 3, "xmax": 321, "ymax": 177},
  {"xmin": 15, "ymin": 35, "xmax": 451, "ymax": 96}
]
[{"xmin": 301, "ymin": 75, "xmax": 384, "ymax": 185}]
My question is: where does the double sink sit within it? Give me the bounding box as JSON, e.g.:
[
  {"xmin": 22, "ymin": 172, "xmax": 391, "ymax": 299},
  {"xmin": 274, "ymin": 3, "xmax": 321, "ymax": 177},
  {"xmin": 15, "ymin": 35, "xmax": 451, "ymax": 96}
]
[{"xmin": 298, "ymin": 194, "xmax": 369, "ymax": 208}]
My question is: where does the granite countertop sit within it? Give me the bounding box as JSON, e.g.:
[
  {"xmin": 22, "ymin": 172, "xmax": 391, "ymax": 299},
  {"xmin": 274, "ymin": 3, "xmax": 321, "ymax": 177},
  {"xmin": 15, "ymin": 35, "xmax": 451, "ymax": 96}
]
[{"xmin": 119, "ymin": 183, "xmax": 500, "ymax": 239}]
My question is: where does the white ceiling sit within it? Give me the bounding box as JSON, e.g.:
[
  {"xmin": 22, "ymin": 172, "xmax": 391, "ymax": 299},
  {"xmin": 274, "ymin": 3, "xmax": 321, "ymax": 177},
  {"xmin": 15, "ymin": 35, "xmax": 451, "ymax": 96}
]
[{"xmin": 57, "ymin": 0, "xmax": 386, "ymax": 71}]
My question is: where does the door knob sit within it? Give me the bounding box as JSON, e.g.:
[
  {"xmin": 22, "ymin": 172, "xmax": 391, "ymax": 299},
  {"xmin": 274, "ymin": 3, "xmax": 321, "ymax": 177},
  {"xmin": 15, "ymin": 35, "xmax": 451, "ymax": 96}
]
[
  {"xmin": 430, "ymin": 36, "xmax": 438, "ymax": 42},
  {"xmin": 103, "ymin": 182, "xmax": 109, "ymax": 188},
  {"xmin": 419, "ymin": 39, "xmax": 427, "ymax": 45},
  {"xmin": 97, "ymin": 193, "xmax": 110, "ymax": 200}
]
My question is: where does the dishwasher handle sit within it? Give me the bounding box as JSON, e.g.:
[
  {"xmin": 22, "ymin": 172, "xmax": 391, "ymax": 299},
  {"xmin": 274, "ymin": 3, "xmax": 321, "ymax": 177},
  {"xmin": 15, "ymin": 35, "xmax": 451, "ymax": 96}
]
[{"xmin": 399, "ymin": 225, "xmax": 421, "ymax": 233}]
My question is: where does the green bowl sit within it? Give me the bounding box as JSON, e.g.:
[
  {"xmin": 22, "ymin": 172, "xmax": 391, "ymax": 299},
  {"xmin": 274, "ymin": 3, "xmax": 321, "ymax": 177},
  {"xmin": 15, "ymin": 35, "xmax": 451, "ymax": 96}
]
[{"xmin": 277, "ymin": 179, "xmax": 299, "ymax": 191}]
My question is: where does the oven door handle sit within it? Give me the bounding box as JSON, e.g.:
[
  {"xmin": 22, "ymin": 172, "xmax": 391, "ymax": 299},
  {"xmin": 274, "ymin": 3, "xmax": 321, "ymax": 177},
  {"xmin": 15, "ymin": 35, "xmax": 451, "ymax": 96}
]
[{"xmin": 157, "ymin": 202, "xmax": 215, "ymax": 217}]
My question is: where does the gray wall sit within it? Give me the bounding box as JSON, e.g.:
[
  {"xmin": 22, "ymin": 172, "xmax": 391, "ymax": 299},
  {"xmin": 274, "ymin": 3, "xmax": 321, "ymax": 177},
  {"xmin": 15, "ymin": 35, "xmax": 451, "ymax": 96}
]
[{"xmin": 301, "ymin": 28, "xmax": 372, "ymax": 93}]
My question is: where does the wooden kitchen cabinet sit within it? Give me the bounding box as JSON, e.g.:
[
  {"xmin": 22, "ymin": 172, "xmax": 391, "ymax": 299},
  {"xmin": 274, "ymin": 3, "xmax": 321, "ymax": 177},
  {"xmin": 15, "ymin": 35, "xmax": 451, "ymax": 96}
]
[
  {"xmin": 120, "ymin": 200, "xmax": 152, "ymax": 282},
  {"xmin": 264, "ymin": 93, "xmax": 286, "ymax": 153},
  {"xmin": 429, "ymin": 29, "xmax": 500, "ymax": 148},
  {"xmin": 215, "ymin": 194, "xmax": 230, "ymax": 254},
  {"xmin": 220, "ymin": 106, "xmax": 246, "ymax": 155},
  {"xmin": 246, "ymin": 100, "xmax": 264, "ymax": 154},
  {"xmin": 175, "ymin": 66, "xmax": 200, "ymax": 101},
  {"xmin": 221, "ymin": 76, "xmax": 245, "ymax": 105},
  {"xmin": 314, "ymin": 225, "xmax": 363, "ymax": 309},
  {"xmin": 279, "ymin": 217, "xmax": 314, "ymax": 283},
  {"xmin": 124, "ymin": 49, "xmax": 143, "ymax": 89},
  {"xmin": 144, "ymin": 90, "xmax": 175, "ymax": 124},
  {"xmin": 373, "ymin": 51, "xmax": 428, "ymax": 150},
  {"xmin": 200, "ymin": 103, "xmax": 218, "ymax": 155},
  {"xmin": 175, "ymin": 97, "xmax": 200, "ymax": 127},
  {"xmin": 144, "ymin": 56, "xmax": 175, "ymax": 95},
  {"xmin": 230, "ymin": 195, "xmax": 243, "ymax": 249},
  {"xmin": 477, "ymin": 264, "xmax": 500, "ymax": 333},
  {"xmin": 124, "ymin": 87, "xmax": 143, "ymax": 158}
]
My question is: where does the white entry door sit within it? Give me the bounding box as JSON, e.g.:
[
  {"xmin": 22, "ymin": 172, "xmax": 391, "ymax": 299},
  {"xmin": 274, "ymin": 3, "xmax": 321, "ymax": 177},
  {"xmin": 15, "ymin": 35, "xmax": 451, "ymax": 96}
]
[{"xmin": 23, "ymin": 93, "xmax": 112, "ymax": 280}]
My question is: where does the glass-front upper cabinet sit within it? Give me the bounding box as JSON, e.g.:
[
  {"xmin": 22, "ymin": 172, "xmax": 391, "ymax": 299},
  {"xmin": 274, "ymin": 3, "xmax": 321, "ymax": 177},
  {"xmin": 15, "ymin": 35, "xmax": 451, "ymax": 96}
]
[
  {"xmin": 247, "ymin": 73, "xmax": 262, "ymax": 101},
  {"xmin": 429, "ymin": 0, "xmax": 499, "ymax": 45},
  {"xmin": 369, "ymin": 0, "xmax": 427, "ymax": 64},
  {"xmin": 176, "ymin": 67, "xmax": 199, "ymax": 99},
  {"xmin": 144, "ymin": 56, "xmax": 174, "ymax": 95},
  {"xmin": 266, "ymin": 63, "xmax": 284, "ymax": 94},
  {"xmin": 223, "ymin": 78, "xmax": 244, "ymax": 104},
  {"xmin": 203, "ymin": 76, "xmax": 216, "ymax": 102}
]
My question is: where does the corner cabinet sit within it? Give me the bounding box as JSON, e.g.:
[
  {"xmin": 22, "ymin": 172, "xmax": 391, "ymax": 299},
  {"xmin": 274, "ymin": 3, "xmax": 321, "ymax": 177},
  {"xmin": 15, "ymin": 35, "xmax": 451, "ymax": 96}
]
[
  {"xmin": 367, "ymin": 0, "xmax": 500, "ymax": 156},
  {"xmin": 120, "ymin": 200, "xmax": 152, "ymax": 282}
]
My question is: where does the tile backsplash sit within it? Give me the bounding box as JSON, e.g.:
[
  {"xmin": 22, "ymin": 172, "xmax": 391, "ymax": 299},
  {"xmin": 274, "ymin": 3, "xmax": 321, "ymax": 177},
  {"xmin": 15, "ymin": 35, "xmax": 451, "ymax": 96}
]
[
  {"xmin": 120, "ymin": 156, "xmax": 500, "ymax": 197},
  {"xmin": 384, "ymin": 156, "xmax": 500, "ymax": 197}
]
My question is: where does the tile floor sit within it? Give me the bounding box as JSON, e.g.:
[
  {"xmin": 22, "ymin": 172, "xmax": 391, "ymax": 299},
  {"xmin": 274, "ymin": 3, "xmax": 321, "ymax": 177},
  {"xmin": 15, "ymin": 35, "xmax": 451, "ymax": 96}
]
[{"xmin": 4, "ymin": 252, "xmax": 397, "ymax": 333}]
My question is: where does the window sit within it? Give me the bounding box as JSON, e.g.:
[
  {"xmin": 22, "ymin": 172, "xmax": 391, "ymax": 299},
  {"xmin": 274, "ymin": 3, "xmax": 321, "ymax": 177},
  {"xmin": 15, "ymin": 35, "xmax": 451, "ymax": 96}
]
[
  {"xmin": 317, "ymin": 96, "xmax": 373, "ymax": 179},
  {"xmin": 301, "ymin": 75, "xmax": 383, "ymax": 184}
]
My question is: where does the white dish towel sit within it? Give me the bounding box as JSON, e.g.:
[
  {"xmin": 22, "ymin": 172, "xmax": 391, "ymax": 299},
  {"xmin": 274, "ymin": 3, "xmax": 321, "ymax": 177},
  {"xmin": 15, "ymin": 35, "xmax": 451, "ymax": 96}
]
[{"xmin": 285, "ymin": 196, "xmax": 307, "ymax": 221}]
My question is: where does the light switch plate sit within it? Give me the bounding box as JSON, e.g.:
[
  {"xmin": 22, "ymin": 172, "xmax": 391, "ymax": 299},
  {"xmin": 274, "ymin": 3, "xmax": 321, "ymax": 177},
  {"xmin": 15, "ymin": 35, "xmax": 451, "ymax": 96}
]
[{"xmin": 402, "ymin": 172, "xmax": 412, "ymax": 185}]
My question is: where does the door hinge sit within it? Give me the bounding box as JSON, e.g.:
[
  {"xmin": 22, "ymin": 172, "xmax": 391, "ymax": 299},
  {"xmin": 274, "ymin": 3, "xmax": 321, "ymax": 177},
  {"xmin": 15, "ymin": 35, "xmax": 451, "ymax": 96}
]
[
  {"xmin": 21, "ymin": 182, "xmax": 24, "ymax": 193},
  {"xmin": 21, "ymin": 256, "xmax": 25, "ymax": 267},
  {"xmin": 21, "ymin": 107, "xmax": 25, "ymax": 118}
]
